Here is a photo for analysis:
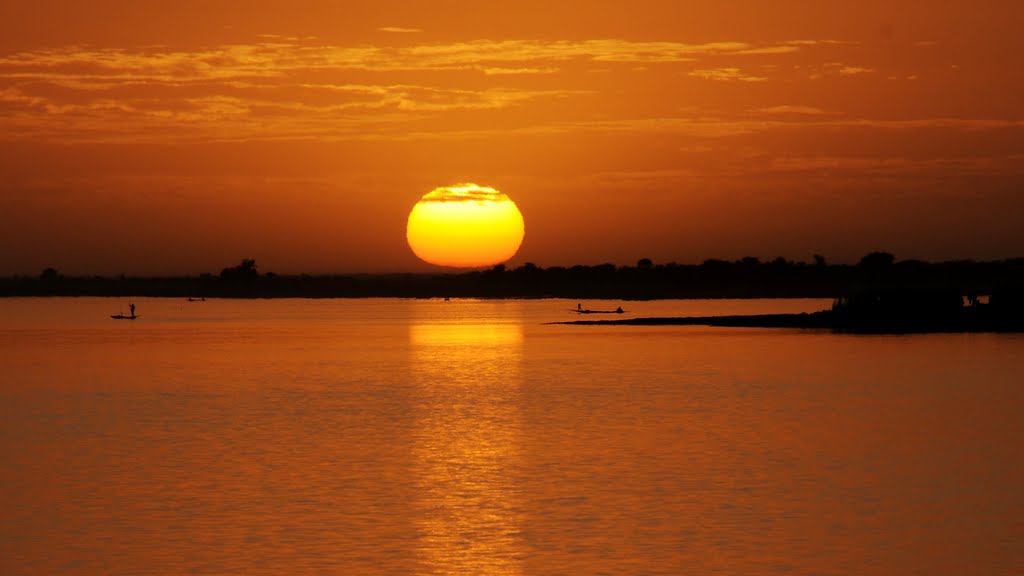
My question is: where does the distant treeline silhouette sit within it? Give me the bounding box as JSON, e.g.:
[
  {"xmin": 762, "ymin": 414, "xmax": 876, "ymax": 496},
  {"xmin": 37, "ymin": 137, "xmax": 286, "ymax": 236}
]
[{"xmin": 4, "ymin": 252, "xmax": 1024, "ymax": 300}]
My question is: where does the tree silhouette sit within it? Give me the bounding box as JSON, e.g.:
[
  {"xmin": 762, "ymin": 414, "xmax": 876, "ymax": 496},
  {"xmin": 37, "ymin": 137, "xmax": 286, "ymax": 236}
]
[
  {"xmin": 220, "ymin": 258, "xmax": 259, "ymax": 281},
  {"xmin": 740, "ymin": 256, "xmax": 760, "ymax": 266},
  {"xmin": 39, "ymin": 267, "xmax": 61, "ymax": 281},
  {"xmin": 858, "ymin": 251, "xmax": 895, "ymax": 269}
]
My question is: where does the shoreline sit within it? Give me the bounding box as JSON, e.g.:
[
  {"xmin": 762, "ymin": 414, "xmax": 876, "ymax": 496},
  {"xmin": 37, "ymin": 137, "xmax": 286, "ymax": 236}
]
[{"xmin": 550, "ymin": 311, "xmax": 1024, "ymax": 334}]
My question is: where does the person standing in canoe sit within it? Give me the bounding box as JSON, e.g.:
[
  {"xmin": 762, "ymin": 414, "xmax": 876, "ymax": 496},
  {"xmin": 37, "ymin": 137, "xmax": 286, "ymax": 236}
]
[{"xmin": 129, "ymin": 303, "xmax": 136, "ymax": 318}]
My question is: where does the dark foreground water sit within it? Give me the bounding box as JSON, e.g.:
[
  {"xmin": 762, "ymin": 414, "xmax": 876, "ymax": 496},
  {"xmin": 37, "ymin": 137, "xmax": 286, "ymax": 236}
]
[{"xmin": 1, "ymin": 298, "xmax": 1022, "ymax": 575}]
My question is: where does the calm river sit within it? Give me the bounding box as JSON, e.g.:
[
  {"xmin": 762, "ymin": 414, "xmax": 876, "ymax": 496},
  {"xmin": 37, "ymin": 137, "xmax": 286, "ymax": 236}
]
[{"xmin": 1, "ymin": 298, "xmax": 1021, "ymax": 575}]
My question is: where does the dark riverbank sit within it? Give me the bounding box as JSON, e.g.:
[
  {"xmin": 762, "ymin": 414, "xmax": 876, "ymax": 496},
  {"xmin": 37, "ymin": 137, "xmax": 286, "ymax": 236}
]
[
  {"xmin": 553, "ymin": 305, "xmax": 1024, "ymax": 334},
  {"xmin": 4, "ymin": 254, "xmax": 1023, "ymax": 300}
]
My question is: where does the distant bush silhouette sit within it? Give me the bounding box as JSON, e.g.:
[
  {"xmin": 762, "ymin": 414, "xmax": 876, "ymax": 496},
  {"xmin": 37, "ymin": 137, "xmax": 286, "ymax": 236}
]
[
  {"xmin": 220, "ymin": 258, "xmax": 259, "ymax": 281},
  {"xmin": 858, "ymin": 251, "xmax": 895, "ymax": 269},
  {"xmin": 39, "ymin": 267, "xmax": 61, "ymax": 281}
]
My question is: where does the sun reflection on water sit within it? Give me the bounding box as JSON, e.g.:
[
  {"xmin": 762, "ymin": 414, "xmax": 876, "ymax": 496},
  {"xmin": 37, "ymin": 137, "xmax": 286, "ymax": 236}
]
[{"xmin": 409, "ymin": 321, "xmax": 524, "ymax": 575}]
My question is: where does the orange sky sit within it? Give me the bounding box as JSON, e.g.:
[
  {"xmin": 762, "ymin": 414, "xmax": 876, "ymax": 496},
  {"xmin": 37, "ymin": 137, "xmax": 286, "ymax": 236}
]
[{"xmin": 1, "ymin": 0, "xmax": 1022, "ymax": 275}]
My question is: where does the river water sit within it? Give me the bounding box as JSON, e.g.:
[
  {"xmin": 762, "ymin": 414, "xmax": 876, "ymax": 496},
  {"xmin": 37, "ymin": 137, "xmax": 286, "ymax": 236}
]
[{"xmin": 1, "ymin": 297, "xmax": 1021, "ymax": 575}]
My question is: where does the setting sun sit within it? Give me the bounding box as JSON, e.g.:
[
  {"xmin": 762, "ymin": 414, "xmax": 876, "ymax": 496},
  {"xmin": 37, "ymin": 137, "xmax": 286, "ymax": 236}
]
[{"xmin": 406, "ymin": 184, "xmax": 525, "ymax": 268}]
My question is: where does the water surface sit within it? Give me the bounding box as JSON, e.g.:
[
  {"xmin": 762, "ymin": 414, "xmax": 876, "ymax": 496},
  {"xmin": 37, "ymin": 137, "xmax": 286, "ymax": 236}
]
[{"xmin": 1, "ymin": 298, "xmax": 1021, "ymax": 575}]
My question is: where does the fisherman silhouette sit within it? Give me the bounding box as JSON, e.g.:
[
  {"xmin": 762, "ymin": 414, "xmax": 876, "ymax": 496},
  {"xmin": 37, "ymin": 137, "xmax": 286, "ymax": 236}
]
[
  {"xmin": 577, "ymin": 303, "xmax": 582, "ymax": 311},
  {"xmin": 129, "ymin": 303, "xmax": 136, "ymax": 318}
]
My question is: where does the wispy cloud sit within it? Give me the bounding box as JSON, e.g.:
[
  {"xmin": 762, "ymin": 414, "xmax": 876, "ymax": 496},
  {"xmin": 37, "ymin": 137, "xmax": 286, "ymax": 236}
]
[
  {"xmin": 481, "ymin": 66, "xmax": 559, "ymax": 75},
  {"xmin": 689, "ymin": 68, "xmax": 767, "ymax": 82},
  {"xmin": 838, "ymin": 66, "xmax": 874, "ymax": 76},
  {"xmin": 0, "ymin": 36, "xmax": 971, "ymax": 144},
  {"xmin": 377, "ymin": 27, "xmax": 423, "ymax": 34},
  {"xmin": 390, "ymin": 116, "xmax": 1024, "ymax": 143},
  {"xmin": 419, "ymin": 183, "xmax": 511, "ymax": 203},
  {"xmin": 0, "ymin": 80, "xmax": 582, "ymax": 143},
  {"xmin": 0, "ymin": 36, "xmax": 814, "ymax": 142},
  {"xmin": 756, "ymin": 105, "xmax": 828, "ymax": 115},
  {"xmin": 735, "ymin": 46, "xmax": 801, "ymax": 56},
  {"xmin": 763, "ymin": 154, "xmax": 1023, "ymax": 178},
  {"xmin": 0, "ymin": 37, "xmax": 825, "ymax": 81}
]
